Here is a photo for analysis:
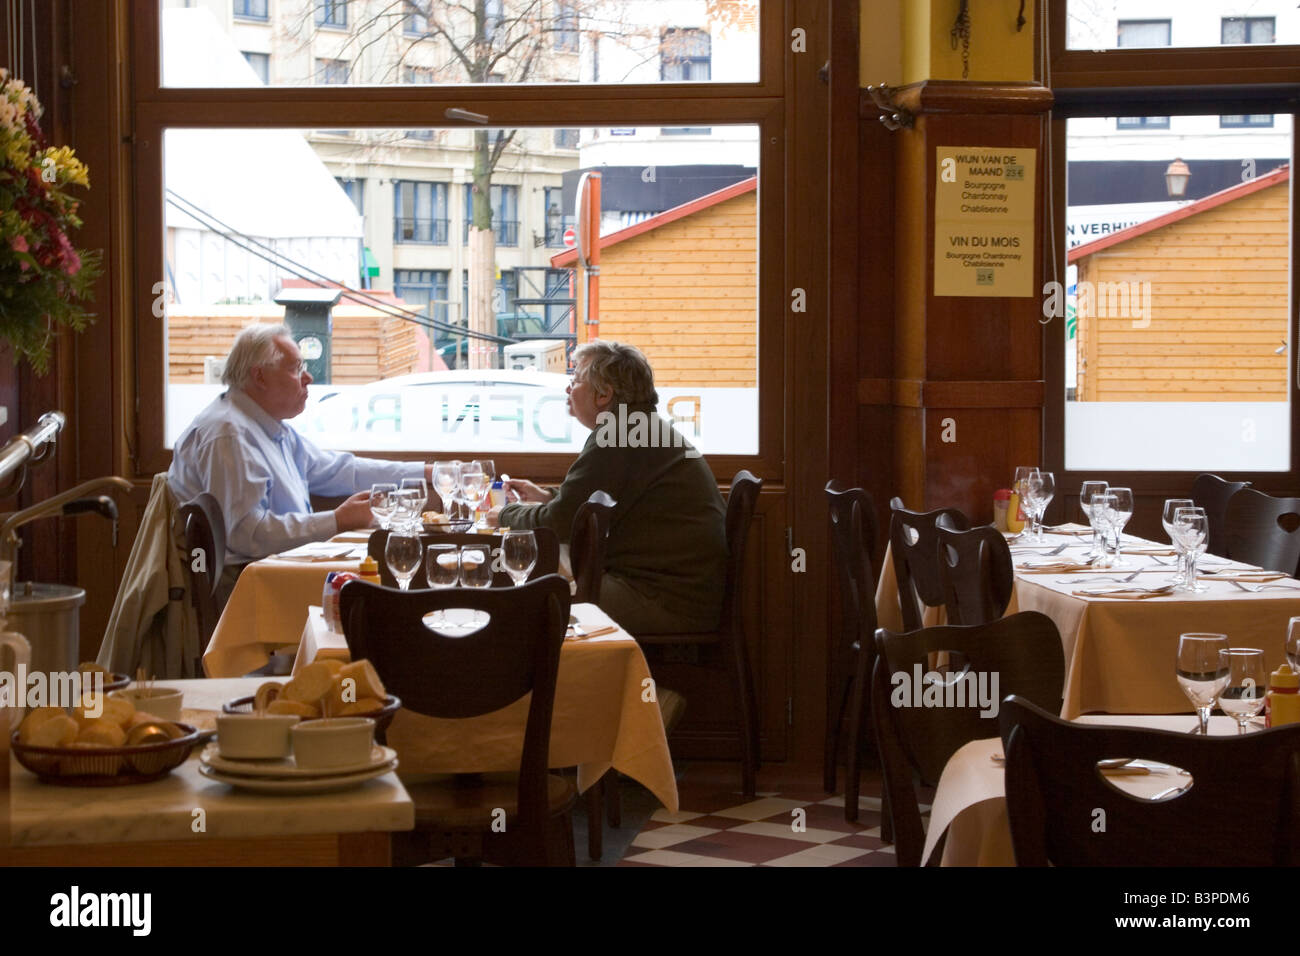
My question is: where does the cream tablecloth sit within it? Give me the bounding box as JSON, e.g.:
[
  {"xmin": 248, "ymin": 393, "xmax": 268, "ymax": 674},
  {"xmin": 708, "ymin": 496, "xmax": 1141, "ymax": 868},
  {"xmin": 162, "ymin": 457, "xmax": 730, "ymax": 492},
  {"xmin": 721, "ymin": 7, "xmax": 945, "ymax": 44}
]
[
  {"xmin": 875, "ymin": 532, "xmax": 1300, "ymax": 717},
  {"xmin": 923, "ymin": 715, "xmax": 1240, "ymax": 866},
  {"xmin": 286, "ymin": 601, "xmax": 678, "ymax": 811}
]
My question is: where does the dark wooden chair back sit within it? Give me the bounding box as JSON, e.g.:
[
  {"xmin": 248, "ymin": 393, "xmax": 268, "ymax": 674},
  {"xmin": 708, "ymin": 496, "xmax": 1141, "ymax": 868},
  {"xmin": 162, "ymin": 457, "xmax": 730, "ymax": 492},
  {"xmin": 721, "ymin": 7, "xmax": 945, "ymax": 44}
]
[
  {"xmin": 339, "ymin": 574, "xmax": 571, "ymax": 830},
  {"xmin": 888, "ymin": 498, "xmax": 969, "ymax": 631},
  {"xmin": 935, "ymin": 521, "xmax": 1014, "ymax": 626},
  {"xmin": 1000, "ymin": 696, "xmax": 1300, "ymax": 866},
  {"xmin": 367, "ymin": 527, "xmax": 559, "ymax": 588},
  {"xmin": 1224, "ymin": 487, "xmax": 1300, "ymax": 577},
  {"xmin": 871, "ymin": 611, "xmax": 1065, "ymax": 866},
  {"xmin": 719, "ymin": 470, "xmax": 763, "ymax": 635},
  {"xmin": 1191, "ymin": 473, "xmax": 1250, "ymax": 558},
  {"xmin": 826, "ymin": 482, "xmax": 879, "ymax": 655},
  {"xmin": 175, "ymin": 493, "xmax": 226, "ymax": 646},
  {"xmin": 570, "ymin": 490, "xmax": 617, "ymax": 604}
]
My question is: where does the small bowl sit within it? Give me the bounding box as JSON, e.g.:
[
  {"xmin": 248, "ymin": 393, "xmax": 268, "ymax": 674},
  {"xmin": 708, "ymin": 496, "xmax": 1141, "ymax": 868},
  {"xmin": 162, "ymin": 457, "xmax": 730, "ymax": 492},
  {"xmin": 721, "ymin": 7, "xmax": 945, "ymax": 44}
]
[
  {"xmin": 291, "ymin": 717, "xmax": 375, "ymax": 770},
  {"xmin": 216, "ymin": 713, "xmax": 300, "ymax": 760},
  {"xmin": 111, "ymin": 687, "xmax": 184, "ymax": 721}
]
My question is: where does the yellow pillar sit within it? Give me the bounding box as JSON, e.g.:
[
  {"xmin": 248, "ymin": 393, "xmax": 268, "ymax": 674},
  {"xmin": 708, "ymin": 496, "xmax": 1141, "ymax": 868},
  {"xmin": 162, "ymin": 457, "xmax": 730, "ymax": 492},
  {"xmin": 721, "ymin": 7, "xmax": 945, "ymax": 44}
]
[{"xmin": 861, "ymin": 0, "xmax": 1036, "ymax": 86}]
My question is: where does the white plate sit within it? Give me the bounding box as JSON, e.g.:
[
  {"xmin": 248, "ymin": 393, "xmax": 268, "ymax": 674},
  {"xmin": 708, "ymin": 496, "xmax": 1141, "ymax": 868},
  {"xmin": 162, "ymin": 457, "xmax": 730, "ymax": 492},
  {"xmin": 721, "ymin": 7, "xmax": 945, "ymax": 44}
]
[
  {"xmin": 198, "ymin": 759, "xmax": 398, "ymax": 794},
  {"xmin": 201, "ymin": 743, "xmax": 395, "ymax": 778}
]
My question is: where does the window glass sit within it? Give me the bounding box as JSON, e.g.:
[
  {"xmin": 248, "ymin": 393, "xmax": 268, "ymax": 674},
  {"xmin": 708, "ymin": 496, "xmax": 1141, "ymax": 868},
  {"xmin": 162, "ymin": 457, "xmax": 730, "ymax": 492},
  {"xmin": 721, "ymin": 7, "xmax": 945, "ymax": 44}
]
[
  {"xmin": 160, "ymin": 0, "xmax": 759, "ymax": 87},
  {"xmin": 1062, "ymin": 114, "xmax": 1293, "ymax": 470},
  {"xmin": 160, "ymin": 124, "xmax": 760, "ymax": 457},
  {"xmin": 1068, "ymin": 2, "xmax": 1298, "ymax": 49}
]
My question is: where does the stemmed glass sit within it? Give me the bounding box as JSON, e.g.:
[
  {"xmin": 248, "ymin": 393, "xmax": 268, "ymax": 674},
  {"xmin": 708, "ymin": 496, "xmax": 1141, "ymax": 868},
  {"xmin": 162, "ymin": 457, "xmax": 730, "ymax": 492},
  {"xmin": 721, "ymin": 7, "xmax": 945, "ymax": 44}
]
[
  {"xmin": 432, "ymin": 461, "xmax": 462, "ymax": 520},
  {"xmin": 1089, "ymin": 492, "xmax": 1117, "ymax": 566},
  {"xmin": 369, "ymin": 483, "xmax": 397, "ymax": 530},
  {"xmin": 1104, "ymin": 487, "xmax": 1134, "ymax": 566},
  {"xmin": 502, "ymin": 530, "xmax": 538, "ymax": 586},
  {"xmin": 1218, "ymin": 648, "xmax": 1267, "ymax": 734},
  {"xmin": 384, "ymin": 530, "xmax": 423, "ymax": 591},
  {"xmin": 1173, "ymin": 506, "xmax": 1209, "ymax": 592},
  {"xmin": 460, "ymin": 462, "xmax": 488, "ymax": 528},
  {"xmin": 424, "ymin": 543, "xmax": 459, "ymax": 627},
  {"xmin": 1162, "ymin": 498, "xmax": 1195, "ymax": 585},
  {"xmin": 1080, "ymin": 481, "xmax": 1108, "ymax": 559},
  {"xmin": 390, "ymin": 490, "xmax": 421, "ymax": 533},
  {"xmin": 1176, "ymin": 632, "xmax": 1229, "ymax": 736},
  {"xmin": 1286, "ymin": 616, "xmax": 1300, "ymax": 672},
  {"xmin": 1025, "ymin": 470, "xmax": 1055, "ymax": 543},
  {"xmin": 1013, "ymin": 466, "xmax": 1035, "ymax": 535},
  {"xmin": 460, "ymin": 543, "xmax": 493, "ymax": 626},
  {"xmin": 472, "ymin": 460, "xmax": 496, "ymax": 524},
  {"xmin": 400, "ymin": 478, "xmax": 428, "ymax": 522}
]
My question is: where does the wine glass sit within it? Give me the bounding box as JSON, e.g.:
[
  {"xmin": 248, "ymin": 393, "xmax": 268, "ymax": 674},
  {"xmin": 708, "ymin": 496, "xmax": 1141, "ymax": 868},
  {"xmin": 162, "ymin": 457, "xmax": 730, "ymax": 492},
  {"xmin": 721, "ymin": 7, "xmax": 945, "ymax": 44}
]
[
  {"xmin": 384, "ymin": 530, "xmax": 423, "ymax": 591},
  {"xmin": 1176, "ymin": 632, "xmax": 1229, "ymax": 736},
  {"xmin": 424, "ymin": 543, "xmax": 459, "ymax": 627},
  {"xmin": 1105, "ymin": 487, "xmax": 1134, "ymax": 566},
  {"xmin": 1173, "ymin": 507, "xmax": 1209, "ymax": 592},
  {"xmin": 1218, "ymin": 648, "xmax": 1267, "ymax": 734},
  {"xmin": 459, "ymin": 543, "xmax": 493, "ymax": 626},
  {"xmin": 1287, "ymin": 617, "xmax": 1300, "ymax": 672},
  {"xmin": 473, "ymin": 460, "xmax": 496, "ymax": 522},
  {"xmin": 390, "ymin": 489, "xmax": 421, "ymax": 533},
  {"xmin": 1013, "ymin": 466, "xmax": 1035, "ymax": 535},
  {"xmin": 1080, "ymin": 481, "xmax": 1108, "ymax": 558},
  {"xmin": 502, "ymin": 530, "xmax": 538, "ymax": 586},
  {"xmin": 1027, "ymin": 470, "xmax": 1055, "ymax": 543},
  {"xmin": 460, "ymin": 462, "xmax": 487, "ymax": 528},
  {"xmin": 400, "ymin": 477, "xmax": 428, "ymax": 520},
  {"xmin": 369, "ymin": 483, "xmax": 397, "ymax": 530},
  {"xmin": 1089, "ymin": 492, "xmax": 1117, "ymax": 567},
  {"xmin": 1162, "ymin": 498, "xmax": 1194, "ymax": 584},
  {"xmin": 432, "ymin": 460, "xmax": 462, "ymax": 518}
]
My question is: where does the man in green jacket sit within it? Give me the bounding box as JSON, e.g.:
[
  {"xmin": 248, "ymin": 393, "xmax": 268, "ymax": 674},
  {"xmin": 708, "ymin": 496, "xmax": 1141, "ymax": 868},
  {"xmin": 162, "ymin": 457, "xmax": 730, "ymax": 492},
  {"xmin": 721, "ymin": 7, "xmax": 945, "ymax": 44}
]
[{"xmin": 488, "ymin": 341, "xmax": 727, "ymax": 634}]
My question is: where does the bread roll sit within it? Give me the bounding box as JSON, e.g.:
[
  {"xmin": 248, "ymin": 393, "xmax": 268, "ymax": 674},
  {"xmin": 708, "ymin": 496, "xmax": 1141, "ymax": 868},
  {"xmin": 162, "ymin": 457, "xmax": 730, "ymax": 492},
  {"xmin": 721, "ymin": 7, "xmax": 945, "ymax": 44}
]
[
  {"xmin": 267, "ymin": 699, "xmax": 320, "ymax": 718},
  {"xmin": 25, "ymin": 714, "xmax": 78, "ymax": 748},
  {"xmin": 283, "ymin": 661, "xmax": 335, "ymax": 704},
  {"xmin": 75, "ymin": 719, "xmax": 127, "ymax": 748},
  {"xmin": 317, "ymin": 658, "xmax": 346, "ymax": 677},
  {"xmin": 18, "ymin": 706, "xmax": 68, "ymax": 742},
  {"xmin": 73, "ymin": 695, "xmax": 134, "ymax": 729},
  {"xmin": 253, "ymin": 681, "xmax": 282, "ymax": 714},
  {"xmin": 339, "ymin": 697, "xmax": 384, "ymax": 716},
  {"xmin": 339, "ymin": 660, "xmax": 386, "ymax": 701},
  {"xmin": 77, "ymin": 662, "xmax": 109, "ymax": 675}
]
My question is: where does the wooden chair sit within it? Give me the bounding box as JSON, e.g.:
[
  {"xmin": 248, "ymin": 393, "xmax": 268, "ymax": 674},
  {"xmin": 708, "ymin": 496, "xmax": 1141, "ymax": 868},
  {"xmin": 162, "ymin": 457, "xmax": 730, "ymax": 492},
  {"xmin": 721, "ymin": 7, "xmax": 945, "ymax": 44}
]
[
  {"xmin": 999, "ymin": 696, "xmax": 1300, "ymax": 866},
  {"xmin": 871, "ymin": 611, "xmax": 1065, "ymax": 866},
  {"xmin": 637, "ymin": 470, "xmax": 763, "ymax": 798},
  {"xmin": 1224, "ymin": 487, "xmax": 1300, "ymax": 577},
  {"xmin": 1191, "ymin": 473, "xmax": 1250, "ymax": 558},
  {"xmin": 888, "ymin": 498, "xmax": 969, "ymax": 631},
  {"xmin": 339, "ymin": 574, "xmax": 576, "ymax": 866},
  {"xmin": 935, "ymin": 521, "xmax": 1014, "ymax": 626},
  {"xmin": 175, "ymin": 493, "xmax": 225, "ymax": 671},
  {"xmin": 367, "ymin": 528, "xmax": 558, "ymax": 588},
  {"xmin": 823, "ymin": 481, "xmax": 880, "ymax": 823},
  {"xmin": 570, "ymin": 490, "xmax": 617, "ymax": 604}
]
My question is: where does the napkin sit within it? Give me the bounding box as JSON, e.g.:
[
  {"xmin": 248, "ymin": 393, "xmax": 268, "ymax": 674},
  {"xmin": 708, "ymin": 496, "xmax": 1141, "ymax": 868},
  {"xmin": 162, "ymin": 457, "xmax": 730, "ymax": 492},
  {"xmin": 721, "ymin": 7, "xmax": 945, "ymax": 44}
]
[
  {"xmin": 1043, "ymin": 523, "xmax": 1093, "ymax": 535},
  {"xmin": 1018, "ymin": 559, "xmax": 1094, "ymax": 573},
  {"xmin": 1205, "ymin": 570, "xmax": 1289, "ymax": 583},
  {"xmin": 1071, "ymin": 587, "xmax": 1167, "ymax": 600},
  {"xmin": 275, "ymin": 544, "xmax": 360, "ymax": 561},
  {"xmin": 1123, "ymin": 546, "xmax": 1177, "ymax": 556}
]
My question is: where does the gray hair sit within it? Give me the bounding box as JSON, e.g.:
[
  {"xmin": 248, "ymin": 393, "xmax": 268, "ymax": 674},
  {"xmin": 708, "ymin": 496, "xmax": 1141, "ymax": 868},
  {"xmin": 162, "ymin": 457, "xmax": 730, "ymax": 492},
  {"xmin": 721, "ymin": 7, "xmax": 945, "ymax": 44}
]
[
  {"xmin": 574, "ymin": 341, "xmax": 658, "ymax": 405},
  {"xmin": 223, "ymin": 323, "xmax": 292, "ymax": 389}
]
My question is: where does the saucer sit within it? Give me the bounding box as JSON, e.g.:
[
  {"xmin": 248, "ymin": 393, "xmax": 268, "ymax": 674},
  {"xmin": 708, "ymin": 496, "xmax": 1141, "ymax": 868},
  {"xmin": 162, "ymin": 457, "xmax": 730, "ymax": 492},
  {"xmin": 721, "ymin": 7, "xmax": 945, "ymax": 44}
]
[
  {"xmin": 197, "ymin": 759, "xmax": 397, "ymax": 794},
  {"xmin": 201, "ymin": 743, "xmax": 395, "ymax": 778}
]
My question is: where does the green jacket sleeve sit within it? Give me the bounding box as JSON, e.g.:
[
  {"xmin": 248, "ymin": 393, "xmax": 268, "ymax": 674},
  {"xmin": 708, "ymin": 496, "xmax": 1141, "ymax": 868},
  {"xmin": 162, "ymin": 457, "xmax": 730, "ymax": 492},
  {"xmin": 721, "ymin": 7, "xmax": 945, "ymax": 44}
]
[{"xmin": 498, "ymin": 435, "xmax": 610, "ymax": 543}]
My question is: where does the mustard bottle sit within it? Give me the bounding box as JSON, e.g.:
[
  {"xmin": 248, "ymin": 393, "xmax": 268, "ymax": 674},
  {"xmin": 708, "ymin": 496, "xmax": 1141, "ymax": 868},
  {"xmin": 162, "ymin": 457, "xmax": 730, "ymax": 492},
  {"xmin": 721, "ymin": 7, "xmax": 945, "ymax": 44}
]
[
  {"xmin": 1006, "ymin": 490, "xmax": 1025, "ymax": 534},
  {"xmin": 1266, "ymin": 663, "xmax": 1300, "ymax": 727},
  {"xmin": 359, "ymin": 555, "xmax": 382, "ymax": 585}
]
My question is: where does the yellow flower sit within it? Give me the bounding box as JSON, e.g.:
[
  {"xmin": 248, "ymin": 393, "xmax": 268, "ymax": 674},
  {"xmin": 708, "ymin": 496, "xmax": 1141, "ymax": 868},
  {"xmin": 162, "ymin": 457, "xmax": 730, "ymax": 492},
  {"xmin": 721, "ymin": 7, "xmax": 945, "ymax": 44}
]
[{"xmin": 42, "ymin": 145, "xmax": 90, "ymax": 188}]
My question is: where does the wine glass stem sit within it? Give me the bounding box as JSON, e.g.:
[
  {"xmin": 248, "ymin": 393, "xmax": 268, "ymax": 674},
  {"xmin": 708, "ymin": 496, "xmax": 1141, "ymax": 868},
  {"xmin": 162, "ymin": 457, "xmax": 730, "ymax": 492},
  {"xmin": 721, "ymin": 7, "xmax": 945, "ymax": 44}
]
[{"xmin": 1198, "ymin": 704, "xmax": 1211, "ymax": 735}]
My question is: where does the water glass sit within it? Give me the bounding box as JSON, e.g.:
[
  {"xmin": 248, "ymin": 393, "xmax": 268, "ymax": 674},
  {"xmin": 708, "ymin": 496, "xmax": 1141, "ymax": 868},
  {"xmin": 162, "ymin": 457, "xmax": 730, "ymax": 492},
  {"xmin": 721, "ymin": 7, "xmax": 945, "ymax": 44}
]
[
  {"xmin": 460, "ymin": 463, "xmax": 488, "ymax": 527},
  {"xmin": 1105, "ymin": 487, "xmax": 1134, "ymax": 566},
  {"xmin": 1162, "ymin": 498, "xmax": 1194, "ymax": 584},
  {"xmin": 1172, "ymin": 506, "xmax": 1208, "ymax": 592},
  {"xmin": 369, "ymin": 483, "xmax": 398, "ymax": 530},
  {"xmin": 1218, "ymin": 647, "xmax": 1267, "ymax": 734},
  {"xmin": 502, "ymin": 530, "xmax": 538, "ymax": 586},
  {"xmin": 1176, "ymin": 633, "xmax": 1229, "ymax": 736},
  {"xmin": 1080, "ymin": 480, "xmax": 1108, "ymax": 558},
  {"xmin": 425, "ymin": 543, "xmax": 460, "ymax": 589},
  {"xmin": 1287, "ymin": 616, "xmax": 1300, "ymax": 672},
  {"xmin": 432, "ymin": 460, "xmax": 462, "ymax": 516},
  {"xmin": 400, "ymin": 477, "xmax": 428, "ymax": 518},
  {"xmin": 1026, "ymin": 470, "xmax": 1055, "ymax": 543},
  {"xmin": 1089, "ymin": 492, "xmax": 1117, "ymax": 566},
  {"xmin": 385, "ymin": 530, "xmax": 423, "ymax": 591},
  {"xmin": 460, "ymin": 544, "xmax": 493, "ymax": 589}
]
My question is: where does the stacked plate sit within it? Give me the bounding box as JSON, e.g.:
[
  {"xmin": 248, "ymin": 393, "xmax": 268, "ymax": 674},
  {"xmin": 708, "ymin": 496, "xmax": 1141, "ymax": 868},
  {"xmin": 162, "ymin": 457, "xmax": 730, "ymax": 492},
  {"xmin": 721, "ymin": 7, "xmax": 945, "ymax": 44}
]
[{"xmin": 198, "ymin": 743, "xmax": 398, "ymax": 794}]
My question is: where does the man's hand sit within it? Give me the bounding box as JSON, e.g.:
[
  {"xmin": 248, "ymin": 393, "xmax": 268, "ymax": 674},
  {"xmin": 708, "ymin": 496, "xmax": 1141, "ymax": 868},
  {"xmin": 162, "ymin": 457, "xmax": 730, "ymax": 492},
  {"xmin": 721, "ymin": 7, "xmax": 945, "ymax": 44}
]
[
  {"xmin": 502, "ymin": 478, "xmax": 552, "ymax": 504},
  {"xmin": 334, "ymin": 490, "xmax": 373, "ymax": 532}
]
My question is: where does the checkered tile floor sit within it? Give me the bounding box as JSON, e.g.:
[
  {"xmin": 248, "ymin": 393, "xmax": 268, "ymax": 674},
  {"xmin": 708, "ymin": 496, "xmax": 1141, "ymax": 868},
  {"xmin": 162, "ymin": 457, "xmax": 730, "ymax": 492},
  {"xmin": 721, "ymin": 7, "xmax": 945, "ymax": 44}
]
[{"xmin": 614, "ymin": 767, "xmax": 929, "ymax": 867}]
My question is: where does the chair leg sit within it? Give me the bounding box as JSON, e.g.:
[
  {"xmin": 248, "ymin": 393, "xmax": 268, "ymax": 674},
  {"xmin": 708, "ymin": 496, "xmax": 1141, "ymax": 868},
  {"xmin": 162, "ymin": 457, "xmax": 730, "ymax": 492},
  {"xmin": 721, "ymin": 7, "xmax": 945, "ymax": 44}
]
[
  {"xmin": 585, "ymin": 779, "xmax": 603, "ymax": 861},
  {"xmin": 844, "ymin": 650, "xmax": 870, "ymax": 822},
  {"xmin": 729, "ymin": 630, "xmax": 760, "ymax": 799},
  {"xmin": 825, "ymin": 675, "xmax": 853, "ymax": 793}
]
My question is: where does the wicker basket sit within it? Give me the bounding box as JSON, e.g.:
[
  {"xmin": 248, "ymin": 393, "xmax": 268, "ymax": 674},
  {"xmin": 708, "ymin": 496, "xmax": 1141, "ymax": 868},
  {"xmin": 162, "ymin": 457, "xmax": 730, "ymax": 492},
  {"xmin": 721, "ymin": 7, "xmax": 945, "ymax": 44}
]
[{"xmin": 11, "ymin": 723, "xmax": 203, "ymax": 786}]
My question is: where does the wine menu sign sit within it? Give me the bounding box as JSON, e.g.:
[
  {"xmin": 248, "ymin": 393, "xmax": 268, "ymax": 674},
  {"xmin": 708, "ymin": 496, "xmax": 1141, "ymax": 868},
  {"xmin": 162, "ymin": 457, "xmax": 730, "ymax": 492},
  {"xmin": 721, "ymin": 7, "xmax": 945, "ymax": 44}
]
[{"xmin": 933, "ymin": 146, "xmax": 1037, "ymax": 298}]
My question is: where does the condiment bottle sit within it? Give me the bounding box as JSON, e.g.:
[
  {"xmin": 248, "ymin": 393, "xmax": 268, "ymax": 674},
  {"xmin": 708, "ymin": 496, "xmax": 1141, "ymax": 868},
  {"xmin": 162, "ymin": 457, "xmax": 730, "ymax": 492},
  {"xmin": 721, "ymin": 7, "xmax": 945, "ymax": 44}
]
[
  {"xmin": 359, "ymin": 556, "xmax": 381, "ymax": 586},
  {"xmin": 993, "ymin": 489, "xmax": 1011, "ymax": 532},
  {"xmin": 1266, "ymin": 663, "xmax": 1300, "ymax": 727},
  {"xmin": 1006, "ymin": 489, "xmax": 1025, "ymax": 534}
]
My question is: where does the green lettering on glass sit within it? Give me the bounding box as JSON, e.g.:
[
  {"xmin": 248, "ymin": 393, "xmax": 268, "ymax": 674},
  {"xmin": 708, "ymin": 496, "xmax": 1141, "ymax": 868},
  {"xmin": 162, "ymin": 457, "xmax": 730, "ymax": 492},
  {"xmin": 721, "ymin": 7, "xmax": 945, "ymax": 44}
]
[
  {"xmin": 533, "ymin": 394, "xmax": 572, "ymax": 443},
  {"xmin": 442, "ymin": 393, "xmax": 481, "ymax": 436},
  {"xmin": 488, "ymin": 394, "xmax": 524, "ymax": 444},
  {"xmin": 366, "ymin": 394, "xmax": 401, "ymax": 433}
]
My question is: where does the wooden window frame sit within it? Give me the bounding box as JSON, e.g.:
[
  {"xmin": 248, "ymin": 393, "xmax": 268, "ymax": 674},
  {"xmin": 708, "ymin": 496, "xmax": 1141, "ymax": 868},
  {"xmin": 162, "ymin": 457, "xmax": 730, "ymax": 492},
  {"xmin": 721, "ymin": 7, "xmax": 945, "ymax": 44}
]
[
  {"xmin": 1044, "ymin": 0, "xmax": 1300, "ymax": 514},
  {"xmin": 129, "ymin": 0, "xmax": 786, "ymax": 484}
]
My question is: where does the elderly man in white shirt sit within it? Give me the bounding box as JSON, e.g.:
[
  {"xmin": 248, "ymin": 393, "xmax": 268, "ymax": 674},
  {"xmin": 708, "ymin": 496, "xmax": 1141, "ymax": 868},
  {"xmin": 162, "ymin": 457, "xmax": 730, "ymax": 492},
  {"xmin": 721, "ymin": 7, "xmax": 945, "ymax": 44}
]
[{"xmin": 168, "ymin": 324, "xmax": 430, "ymax": 577}]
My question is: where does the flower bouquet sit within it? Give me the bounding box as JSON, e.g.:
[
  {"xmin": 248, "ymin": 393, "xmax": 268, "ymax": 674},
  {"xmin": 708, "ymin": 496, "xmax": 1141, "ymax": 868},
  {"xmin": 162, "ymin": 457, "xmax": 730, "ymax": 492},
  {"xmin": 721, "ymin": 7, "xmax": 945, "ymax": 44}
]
[{"xmin": 0, "ymin": 69, "xmax": 101, "ymax": 373}]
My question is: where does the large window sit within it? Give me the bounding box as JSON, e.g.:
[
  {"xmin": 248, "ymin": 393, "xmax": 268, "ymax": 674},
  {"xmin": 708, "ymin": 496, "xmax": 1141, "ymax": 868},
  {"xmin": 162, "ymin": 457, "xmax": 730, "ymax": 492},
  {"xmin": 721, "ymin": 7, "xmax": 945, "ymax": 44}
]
[
  {"xmin": 241, "ymin": 52, "xmax": 269, "ymax": 85},
  {"xmin": 660, "ymin": 27, "xmax": 711, "ymax": 81},
  {"xmin": 1069, "ymin": 3, "xmax": 1299, "ymax": 48},
  {"xmin": 315, "ymin": 0, "xmax": 348, "ymax": 30},
  {"xmin": 464, "ymin": 184, "xmax": 519, "ymax": 246},
  {"xmin": 1116, "ymin": 20, "xmax": 1170, "ymax": 129},
  {"xmin": 395, "ymin": 269, "xmax": 450, "ymax": 327},
  {"xmin": 1049, "ymin": 1, "xmax": 1300, "ymax": 484},
  {"xmin": 554, "ymin": 0, "xmax": 579, "ymax": 52},
  {"xmin": 234, "ymin": 0, "xmax": 269, "ymax": 21},
  {"xmin": 394, "ymin": 181, "xmax": 450, "ymax": 244}
]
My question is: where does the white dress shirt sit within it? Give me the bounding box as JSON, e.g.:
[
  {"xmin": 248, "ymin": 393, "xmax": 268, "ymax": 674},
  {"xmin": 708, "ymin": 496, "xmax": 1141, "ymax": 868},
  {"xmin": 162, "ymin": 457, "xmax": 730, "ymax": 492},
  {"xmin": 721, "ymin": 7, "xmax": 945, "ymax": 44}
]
[{"xmin": 168, "ymin": 389, "xmax": 422, "ymax": 563}]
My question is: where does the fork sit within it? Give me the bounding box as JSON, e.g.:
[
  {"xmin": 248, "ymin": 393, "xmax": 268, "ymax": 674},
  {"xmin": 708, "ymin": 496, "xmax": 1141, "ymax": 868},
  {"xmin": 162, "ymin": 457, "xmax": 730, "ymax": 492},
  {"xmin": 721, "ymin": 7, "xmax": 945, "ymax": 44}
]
[
  {"xmin": 1055, "ymin": 570, "xmax": 1142, "ymax": 585},
  {"xmin": 1231, "ymin": 581, "xmax": 1300, "ymax": 593}
]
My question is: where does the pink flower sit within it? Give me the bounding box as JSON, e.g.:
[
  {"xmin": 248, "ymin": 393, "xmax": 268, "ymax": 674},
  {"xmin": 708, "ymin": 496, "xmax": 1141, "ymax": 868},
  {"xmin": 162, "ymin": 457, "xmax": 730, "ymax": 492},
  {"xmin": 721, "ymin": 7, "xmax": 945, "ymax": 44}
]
[
  {"xmin": 10, "ymin": 234, "xmax": 30, "ymax": 271},
  {"xmin": 62, "ymin": 248, "xmax": 80, "ymax": 276}
]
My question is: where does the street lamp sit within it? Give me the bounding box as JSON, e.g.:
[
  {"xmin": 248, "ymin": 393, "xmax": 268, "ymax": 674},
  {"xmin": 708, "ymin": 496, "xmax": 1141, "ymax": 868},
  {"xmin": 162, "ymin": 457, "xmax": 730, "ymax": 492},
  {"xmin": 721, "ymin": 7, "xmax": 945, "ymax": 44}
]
[{"xmin": 1164, "ymin": 158, "xmax": 1191, "ymax": 198}]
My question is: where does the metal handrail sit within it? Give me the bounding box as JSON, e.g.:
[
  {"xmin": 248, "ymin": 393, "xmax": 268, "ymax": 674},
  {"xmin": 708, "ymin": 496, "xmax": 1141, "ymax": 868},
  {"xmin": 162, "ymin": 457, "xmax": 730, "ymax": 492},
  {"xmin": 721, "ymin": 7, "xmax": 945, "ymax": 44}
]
[{"xmin": 0, "ymin": 411, "xmax": 65, "ymax": 498}]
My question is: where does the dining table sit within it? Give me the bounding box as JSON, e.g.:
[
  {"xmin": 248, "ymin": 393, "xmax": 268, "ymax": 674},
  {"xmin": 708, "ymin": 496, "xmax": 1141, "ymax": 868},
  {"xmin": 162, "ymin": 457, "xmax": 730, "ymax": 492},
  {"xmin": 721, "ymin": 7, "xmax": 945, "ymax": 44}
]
[
  {"xmin": 3, "ymin": 678, "xmax": 414, "ymax": 866},
  {"xmin": 922, "ymin": 714, "xmax": 1244, "ymax": 867},
  {"xmin": 875, "ymin": 525, "xmax": 1300, "ymax": 717}
]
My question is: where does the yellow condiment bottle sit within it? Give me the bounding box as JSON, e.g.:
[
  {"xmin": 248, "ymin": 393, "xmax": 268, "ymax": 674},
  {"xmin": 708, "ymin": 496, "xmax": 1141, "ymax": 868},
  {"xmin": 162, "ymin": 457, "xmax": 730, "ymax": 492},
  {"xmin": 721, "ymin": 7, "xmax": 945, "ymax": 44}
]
[
  {"xmin": 358, "ymin": 555, "xmax": 381, "ymax": 585},
  {"xmin": 1006, "ymin": 491, "xmax": 1025, "ymax": 534},
  {"xmin": 1266, "ymin": 663, "xmax": 1300, "ymax": 727}
]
